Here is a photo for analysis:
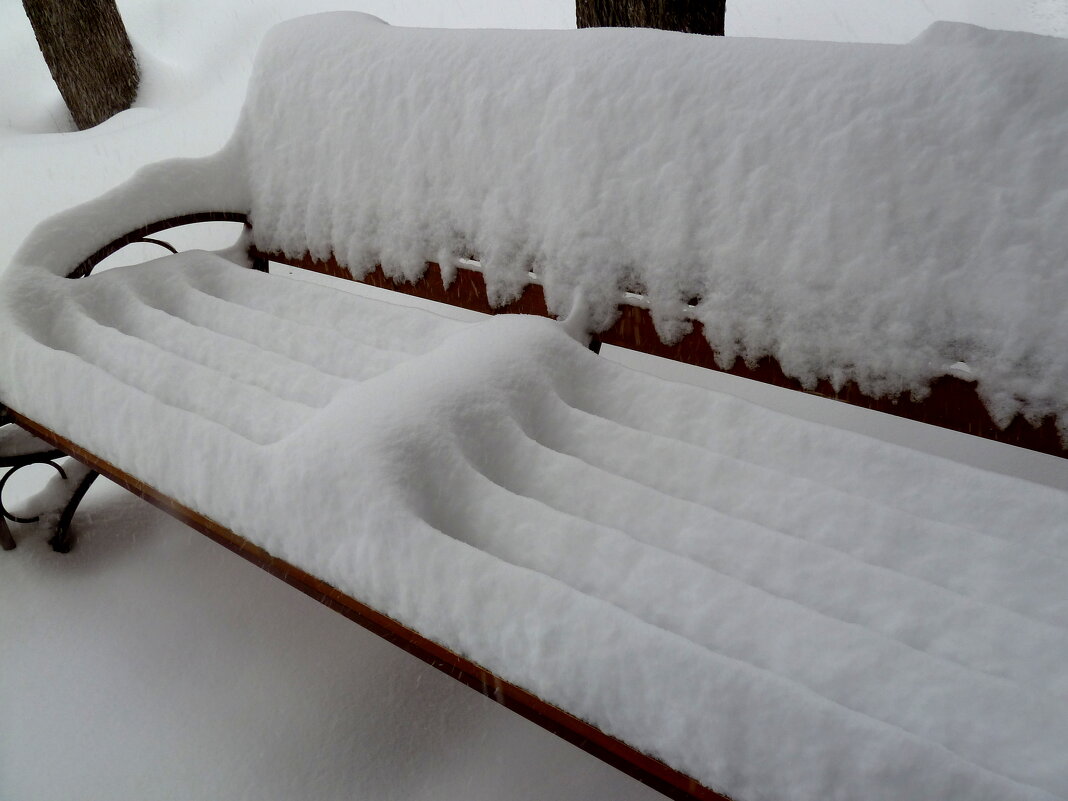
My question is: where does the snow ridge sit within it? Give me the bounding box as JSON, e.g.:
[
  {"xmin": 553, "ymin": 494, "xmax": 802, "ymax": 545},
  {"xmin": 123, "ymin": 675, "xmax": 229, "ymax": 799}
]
[{"xmin": 4, "ymin": 251, "xmax": 1067, "ymax": 800}]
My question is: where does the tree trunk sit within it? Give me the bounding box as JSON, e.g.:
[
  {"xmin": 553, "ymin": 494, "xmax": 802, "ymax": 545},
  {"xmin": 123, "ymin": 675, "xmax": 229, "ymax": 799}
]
[
  {"xmin": 576, "ymin": 0, "xmax": 724, "ymax": 35},
  {"xmin": 23, "ymin": 0, "xmax": 140, "ymax": 130}
]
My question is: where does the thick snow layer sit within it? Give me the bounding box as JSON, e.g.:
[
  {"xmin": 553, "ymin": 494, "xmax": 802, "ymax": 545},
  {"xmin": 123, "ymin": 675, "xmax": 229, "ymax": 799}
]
[
  {"xmin": 16, "ymin": 13, "xmax": 1068, "ymax": 432},
  {"xmin": 2, "ymin": 251, "xmax": 1066, "ymax": 801},
  {"xmin": 4, "ymin": 3, "xmax": 1068, "ymax": 801},
  {"xmin": 235, "ymin": 15, "xmax": 1068, "ymax": 431}
]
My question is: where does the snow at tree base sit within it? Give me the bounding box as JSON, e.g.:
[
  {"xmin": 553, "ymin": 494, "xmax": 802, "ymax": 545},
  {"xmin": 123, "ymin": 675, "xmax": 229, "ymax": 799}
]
[{"xmin": 2, "ymin": 8, "xmax": 1068, "ymax": 801}]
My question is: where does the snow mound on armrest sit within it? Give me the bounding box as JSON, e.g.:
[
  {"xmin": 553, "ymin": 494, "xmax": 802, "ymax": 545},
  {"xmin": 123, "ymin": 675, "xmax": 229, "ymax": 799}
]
[{"xmin": 12, "ymin": 142, "xmax": 248, "ymax": 280}]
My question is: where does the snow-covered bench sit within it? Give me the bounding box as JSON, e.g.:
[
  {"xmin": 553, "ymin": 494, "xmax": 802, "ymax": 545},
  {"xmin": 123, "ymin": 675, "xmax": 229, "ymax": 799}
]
[{"xmin": 2, "ymin": 13, "xmax": 1067, "ymax": 801}]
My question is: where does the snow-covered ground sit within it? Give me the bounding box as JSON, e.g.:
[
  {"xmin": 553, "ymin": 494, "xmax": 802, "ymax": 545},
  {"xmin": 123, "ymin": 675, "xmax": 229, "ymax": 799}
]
[{"xmin": 3, "ymin": 2, "xmax": 1068, "ymax": 800}]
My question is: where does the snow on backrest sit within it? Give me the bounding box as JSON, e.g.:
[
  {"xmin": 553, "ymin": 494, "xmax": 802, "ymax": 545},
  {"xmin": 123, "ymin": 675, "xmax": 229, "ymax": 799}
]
[{"xmin": 239, "ymin": 14, "xmax": 1068, "ymax": 432}]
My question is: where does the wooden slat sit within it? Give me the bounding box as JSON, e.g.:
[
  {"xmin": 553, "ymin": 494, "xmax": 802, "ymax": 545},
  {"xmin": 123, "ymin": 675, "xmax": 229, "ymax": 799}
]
[
  {"xmin": 255, "ymin": 248, "xmax": 1067, "ymax": 460},
  {"xmin": 6, "ymin": 407, "xmax": 733, "ymax": 801}
]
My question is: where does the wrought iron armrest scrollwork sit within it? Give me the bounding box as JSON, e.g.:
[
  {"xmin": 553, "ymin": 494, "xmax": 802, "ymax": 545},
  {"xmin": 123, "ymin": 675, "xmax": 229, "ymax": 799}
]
[
  {"xmin": 67, "ymin": 211, "xmax": 251, "ymax": 279},
  {"xmin": 0, "ymin": 407, "xmax": 99, "ymax": 552}
]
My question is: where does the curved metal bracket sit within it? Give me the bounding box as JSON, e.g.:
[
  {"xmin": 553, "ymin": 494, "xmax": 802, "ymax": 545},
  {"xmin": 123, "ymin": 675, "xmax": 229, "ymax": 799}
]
[
  {"xmin": 1, "ymin": 415, "xmax": 99, "ymax": 552},
  {"xmin": 0, "ymin": 459, "xmax": 67, "ymax": 524},
  {"xmin": 0, "ymin": 456, "xmax": 99, "ymax": 553},
  {"xmin": 68, "ymin": 211, "xmax": 251, "ymax": 279},
  {"xmin": 132, "ymin": 236, "xmax": 179, "ymax": 255}
]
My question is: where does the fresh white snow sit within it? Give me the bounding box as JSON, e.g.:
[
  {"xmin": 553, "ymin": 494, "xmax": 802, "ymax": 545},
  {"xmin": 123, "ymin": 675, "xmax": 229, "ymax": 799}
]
[
  {"xmin": 3, "ymin": 245, "xmax": 1067, "ymax": 800},
  {"xmin": 242, "ymin": 14, "xmax": 1068, "ymax": 431},
  {"xmin": 3, "ymin": 3, "xmax": 1068, "ymax": 801},
  {"xmin": 14, "ymin": 13, "xmax": 1068, "ymax": 434}
]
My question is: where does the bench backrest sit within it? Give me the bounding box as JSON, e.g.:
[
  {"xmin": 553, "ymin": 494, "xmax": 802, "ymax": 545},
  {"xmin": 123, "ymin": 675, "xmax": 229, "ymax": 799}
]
[
  {"xmin": 11, "ymin": 12, "xmax": 1068, "ymax": 456},
  {"xmin": 237, "ymin": 14, "xmax": 1068, "ymax": 456}
]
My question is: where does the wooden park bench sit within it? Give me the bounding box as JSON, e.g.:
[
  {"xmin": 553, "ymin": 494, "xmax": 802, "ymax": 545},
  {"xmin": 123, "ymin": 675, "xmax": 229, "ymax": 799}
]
[{"xmin": 3, "ymin": 14, "xmax": 1066, "ymax": 801}]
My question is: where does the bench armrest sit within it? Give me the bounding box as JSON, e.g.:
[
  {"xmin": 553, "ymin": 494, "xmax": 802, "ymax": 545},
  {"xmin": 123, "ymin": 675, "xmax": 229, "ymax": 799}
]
[{"xmin": 10, "ymin": 144, "xmax": 250, "ymax": 280}]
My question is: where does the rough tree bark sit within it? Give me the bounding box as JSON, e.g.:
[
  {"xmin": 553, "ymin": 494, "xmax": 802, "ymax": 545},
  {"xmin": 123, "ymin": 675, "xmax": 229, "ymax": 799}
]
[
  {"xmin": 23, "ymin": 0, "xmax": 140, "ymax": 130},
  {"xmin": 576, "ymin": 0, "xmax": 725, "ymax": 35}
]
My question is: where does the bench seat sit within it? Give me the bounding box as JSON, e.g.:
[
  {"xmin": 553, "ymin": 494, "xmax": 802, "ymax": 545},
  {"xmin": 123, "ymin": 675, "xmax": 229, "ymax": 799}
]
[{"xmin": 3, "ymin": 249, "xmax": 1067, "ymax": 801}]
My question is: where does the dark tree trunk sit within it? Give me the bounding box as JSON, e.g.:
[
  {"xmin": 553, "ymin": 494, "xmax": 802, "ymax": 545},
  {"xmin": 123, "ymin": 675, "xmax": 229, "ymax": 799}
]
[
  {"xmin": 577, "ymin": 0, "xmax": 724, "ymax": 35},
  {"xmin": 23, "ymin": 0, "xmax": 140, "ymax": 130}
]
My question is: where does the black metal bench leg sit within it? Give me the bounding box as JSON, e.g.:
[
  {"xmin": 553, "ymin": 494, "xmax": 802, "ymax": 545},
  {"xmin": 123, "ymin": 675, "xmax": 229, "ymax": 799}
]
[
  {"xmin": 0, "ymin": 515, "xmax": 14, "ymax": 551},
  {"xmin": 1, "ymin": 426, "xmax": 99, "ymax": 552},
  {"xmin": 48, "ymin": 468, "xmax": 99, "ymax": 554}
]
